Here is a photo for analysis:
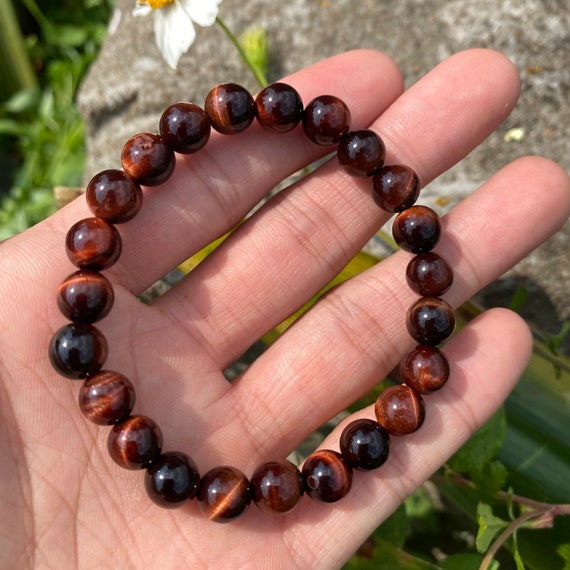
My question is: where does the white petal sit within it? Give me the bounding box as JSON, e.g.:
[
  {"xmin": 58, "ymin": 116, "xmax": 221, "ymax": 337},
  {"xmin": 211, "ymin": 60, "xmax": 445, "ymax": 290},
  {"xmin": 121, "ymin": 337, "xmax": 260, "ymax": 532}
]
[
  {"xmin": 132, "ymin": 2, "xmax": 152, "ymax": 17},
  {"xmin": 154, "ymin": 3, "xmax": 196, "ymax": 69},
  {"xmin": 178, "ymin": 0, "xmax": 221, "ymax": 27}
]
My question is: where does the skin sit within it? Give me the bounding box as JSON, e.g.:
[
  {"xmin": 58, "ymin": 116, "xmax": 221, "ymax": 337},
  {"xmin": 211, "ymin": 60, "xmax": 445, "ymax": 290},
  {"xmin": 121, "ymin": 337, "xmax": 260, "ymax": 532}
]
[{"xmin": 0, "ymin": 48, "xmax": 569, "ymax": 569}]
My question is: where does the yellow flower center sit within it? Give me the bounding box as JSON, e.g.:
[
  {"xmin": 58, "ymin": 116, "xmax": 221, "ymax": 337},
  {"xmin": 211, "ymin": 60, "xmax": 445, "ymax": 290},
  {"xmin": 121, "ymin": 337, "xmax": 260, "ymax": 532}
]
[{"xmin": 145, "ymin": 0, "xmax": 174, "ymax": 9}]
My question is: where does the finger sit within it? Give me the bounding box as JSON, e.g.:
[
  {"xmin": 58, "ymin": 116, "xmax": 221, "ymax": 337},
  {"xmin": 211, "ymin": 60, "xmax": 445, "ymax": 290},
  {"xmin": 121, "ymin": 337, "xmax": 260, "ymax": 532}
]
[{"xmin": 156, "ymin": 48, "xmax": 521, "ymax": 365}]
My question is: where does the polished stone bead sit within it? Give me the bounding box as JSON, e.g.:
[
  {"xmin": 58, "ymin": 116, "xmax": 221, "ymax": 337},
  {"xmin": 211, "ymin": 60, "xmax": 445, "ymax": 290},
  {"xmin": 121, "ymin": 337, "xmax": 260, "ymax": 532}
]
[
  {"xmin": 250, "ymin": 460, "xmax": 304, "ymax": 515},
  {"xmin": 406, "ymin": 296, "xmax": 455, "ymax": 345},
  {"xmin": 371, "ymin": 164, "xmax": 420, "ymax": 213},
  {"xmin": 339, "ymin": 418, "xmax": 390, "ymax": 471},
  {"xmin": 400, "ymin": 345, "xmax": 450, "ymax": 394},
  {"xmin": 392, "ymin": 205, "xmax": 441, "ymax": 253},
  {"xmin": 107, "ymin": 415, "xmax": 163, "ymax": 470},
  {"xmin": 337, "ymin": 130, "xmax": 385, "ymax": 177},
  {"xmin": 406, "ymin": 252, "xmax": 453, "ymax": 296},
  {"xmin": 374, "ymin": 385, "xmax": 425, "ymax": 436},
  {"xmin": 49, "ymin": 323, "xmax": 108, "ymax": 379},
  {"xmin": 85, "ymin": 169, "xmax": 143, "ymax": 223},
  {"xmin": 255, "ymin": 82, "xmax": 304, "ymax": 133},
  {"xmin": 197, "ymin": 466, "xmax": 251, "ymax": 522},
  {"xmin": 65, "ymin": 217, "xmax": 122, "ymax": 271},
  {"xmin": 205, "ymin": 83, "xmax": 255, "ymax": 135},
  {"xmin": 78, "ymin": 370, "xmax": 135, "ymax": 425},
  {"xmin": 302, "ymin": 95, "xmax": 351, "ymax": 145},
  {"xmin": 57, "ymin": 270, "xmax": 114, "ymax": 323},
  {"xmin": 121, "ymin": 132, "xmax": 175, "ymax": 187},
  {"xmin": 302, "ymin": 450, "xmax": 352, "ymax": 503},
  {"xmin": 159, "ymin": 102, "xmax": 211, "ymax": 153},
  {"xmin": 145, "ymin": 451, "xmax": 200, "ymax": 509}
]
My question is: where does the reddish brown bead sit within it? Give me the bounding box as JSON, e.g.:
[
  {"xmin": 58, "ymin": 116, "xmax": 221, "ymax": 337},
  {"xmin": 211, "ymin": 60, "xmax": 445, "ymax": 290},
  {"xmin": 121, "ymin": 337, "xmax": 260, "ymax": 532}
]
[
  {"xmin": 121, "ymin": 132, "xmax": 175, "ymax": 187},
  {"xmin": 205, "ymin": 83, "xmax": 255, "ymax": 135},
  {"xmin": 406, "ymin": 296, "xmax": 455, "ymax": 345},
  {"xmin": 85, "ymin": 169, "xmax": 143, "ymax": 223},
  {"xmin": 49, "ymin": 323, "xmax": 108, "ymax": 379},
  {"xmin": 57, "ymin": 270, "xmax": 114, "ymax": 323},
  {"xmin": 65, "ymin": 217, "xmax": 122, "ymax": 271},
  {"xmin": 302, "ymin": 95, "xmax": 351, "ymax": 145},
  {"xmin": 302, "ymin": 450, "xmax": 352, "ymax": 503},
  {"xmin": 159, "ymin": 102, "xmax": 211, "ymax": 153},
  {"xmin": 78, "ymin": 370, "xmax": 135, "ymax": 425},
  {"xmin": 400, "ymin": 345, "xmax": 450, "ymax": 394},
  {"xmin": 337, "ymin": 130, "xmax": 385, "ymax": 177},
  {"xmin": 406, "ymin": 252, "xmax": 453, "ymax": 297},
  {"xmin": 372, "ymin": 164, "xmax": 420, "ymax": 213},
  {"xmin": 374, "ymin": 385, "xmax": 425, "ymax": 436},
  {"xmin": 107, "ymin": 415, "xmax": 163, "ymax": 470},
  {"xmin": 250, "ymin": 460, "xmax": 304, "ymax": 515},
  {"xmin": 197, "ymin": 466, "xmax": 251, "ymax": 523},
  {"xmin": 145, "ymin": 451, "xmax": 200, "ymax": 509},
  {"xmin": 393, "ymin": 205, "xmax": 441, "ymax": 253},
  {"xmin": 255, "ymin": 82, "xmax": 303, "ymax": 133},
  {"xmin": 339, "ymin": 419, "xmax": 390, "ymax": 471}
]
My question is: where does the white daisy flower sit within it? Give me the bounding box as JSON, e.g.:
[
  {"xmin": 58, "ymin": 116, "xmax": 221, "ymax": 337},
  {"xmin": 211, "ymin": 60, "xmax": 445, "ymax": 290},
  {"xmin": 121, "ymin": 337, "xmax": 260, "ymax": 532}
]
[{"xmin": 133, "ymin": 0, "xmax": 222, "ymax": 69}]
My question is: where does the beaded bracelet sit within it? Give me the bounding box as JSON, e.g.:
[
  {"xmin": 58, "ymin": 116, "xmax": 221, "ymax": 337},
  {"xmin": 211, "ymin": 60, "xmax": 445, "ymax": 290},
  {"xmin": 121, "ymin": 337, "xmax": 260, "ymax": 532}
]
[{"xmin": 49, "ymin": 82, "xmax": 455, "ymax": 522}]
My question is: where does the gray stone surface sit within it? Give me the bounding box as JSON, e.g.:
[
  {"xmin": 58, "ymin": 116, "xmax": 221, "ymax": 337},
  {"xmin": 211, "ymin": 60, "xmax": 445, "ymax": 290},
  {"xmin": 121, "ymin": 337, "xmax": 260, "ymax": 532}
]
[{"xmin": 78, "ymin": 0, "xmax": 570, "ymax": 349}]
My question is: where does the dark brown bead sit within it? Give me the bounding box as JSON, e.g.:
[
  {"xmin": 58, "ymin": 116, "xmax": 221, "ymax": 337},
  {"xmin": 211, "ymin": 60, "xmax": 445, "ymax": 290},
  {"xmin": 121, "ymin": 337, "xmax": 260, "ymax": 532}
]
[
  {"xmin": 159, "ymin": 102, "xmax": 211, "ymax": 153},
  {"xmin": 302, "ymin": 95, "xmax": 351, "ymax": 145},
  {"xmin": 393, "ymin": 205, "xmax": 441, "ymax": 253},
  {"xmin": 205, "ymin": 83, "xmax": 255, "ymax": 135},
  {"xmin": 372, "ymin": 164, "xmax": 420, "ymax": 213},
  {"xmin": 145, "ymin": 451, "xmax": 200, "ymax": 509},
  {"xmin": 302, "ymin": 450, "xmax": 352, "ymax": 503},
  {"xmin": 250, "ymin": 460, "xmax": 304, "ymax": 515},
  {"xmin": 337, "ymin": 130, "xmax": 385, "ymax": 177},
  {"xmin": 406, "ymin": 296, "xmax": 455, "ymax": 345},
  {"xmin": 406, "ymin": 252, "xmax": 453, "ymax": 297},
  {"xmin": 78, "ymin": 370, "xmax": 135, "ymax": 425},
  {"xmin": 121, "ymin": 132, "xmax": 175, "ymax": 187},
  {"xmin": 107, "ymin": 415, "xmax": 163, "ymax": 470},
  {"xmin": 339, "ymin": 419, "xmax": 390, "ymax": 471},
  {"xmin": 65, "ymin": 217, "xmax": 122, "ymax": 271},
  {"xmin": 49, "ymin": 323, "xmax": 108, "ymax": 379},
  {"xmin": 400, "ymin": 345, "xmax": 450, "ymax": 394},
  {"xmin": 197, "ymin": 466, "xmax": 251, "ymax": 522},
  {"xmin": 255, "ymin": 82, "xmax": 304, "ymax": 133},
  {"xmin": 57, "ymin": 270, "xmax": 114, "ymax": 323},
  {"xmin": 374, "ymin": 385, "xmax": 425, "ymax": 436},
  {"xmin": 85, "ymin": 169, "xmax": 143, "ymax": 223}
]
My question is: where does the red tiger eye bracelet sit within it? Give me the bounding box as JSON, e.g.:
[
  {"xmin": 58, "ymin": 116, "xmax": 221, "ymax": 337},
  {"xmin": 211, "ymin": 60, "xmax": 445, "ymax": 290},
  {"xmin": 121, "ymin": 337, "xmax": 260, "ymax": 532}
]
[{"xmin": 49, "ymin": 81, "xmax": 454, "ymax": 522}]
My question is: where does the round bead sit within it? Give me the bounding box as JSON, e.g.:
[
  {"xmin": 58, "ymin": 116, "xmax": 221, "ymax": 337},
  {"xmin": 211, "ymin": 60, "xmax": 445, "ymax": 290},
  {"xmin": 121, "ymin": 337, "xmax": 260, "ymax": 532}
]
[
  {"xmin": 250, "ymin": 460, "xmax": 304, "ymax": 515},
  {"xmin": 302, "ymin": 95, "xmax": 351, "ymax": 145},
  {"xmin": 197, "ymin": 466, "xmax": 251, "ymax": 523},
  {"xmin": 121, "ymin": 132, "xmax": 175, "ymax": 187},
  {"xmin": 145, "ymin": 451, "xmax": 200, "ymax": 509},
  {"xmin": 85, "ymin": 169, "xmax": 143, "ymax": 223},
  {"xmin": 406, "ymin": 296, "xmax": 456, "ymax": 345},
  {"xmin": 392, "ymin": 205, "xmax": 441, "ymax": 253},
  {"xmin": 406, "ymin": 252, "xmax": 453, "ymax": 297},
  {"xmin": 66, "ymin": 217, "xmax": 122, "ymax": 271},
  {"xmin": 49, "ymin": 323, "xmax": 108, "ymax": 379},
  {"xmin": 374, "ymin": 385, "xmax": 425, "ymax": 436},
  {"xmin": 107, "ymin": 415, "xmax": 163, "ymax": 470},
  {"xmin": 159, "ymin": 102, "xmax": 211, "ymax": 153},
  {"xmin": 78, "ymin": 370, "xmax": 135, "ymax": 425},
  {"xmin": 372, "ymin": 164, "xmax": 420, "ymax": 213},
  {"xmin": 205, "ymin": 83, "xmax": 255, "ymax": 135},
  {"xmin": 57, "ymin": 270, "xmax": 114, "ymax": 323},
  {"xmin": 400, "ymin": 345, "xmax": 450, "ymax": 394},
  {"xmin": 337, "ymin": 130, "xmax": 385, "ymax": 177},
  {"xmin": 255, "ymin": 82, "xmax": 303, "ymax": 133},
  {"xmin": 302, "ymin": 450, "xmax": 352, "ymax": 503},
  {"xmin": 339, "ymin": 419, "xmax": 390, "ymax": 471}
]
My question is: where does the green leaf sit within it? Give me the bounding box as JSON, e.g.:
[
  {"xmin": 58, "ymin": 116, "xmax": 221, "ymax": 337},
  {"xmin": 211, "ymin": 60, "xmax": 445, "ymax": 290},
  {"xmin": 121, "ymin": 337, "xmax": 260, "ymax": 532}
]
[
  {"xmin": 470, "ymin": 460, "xmax": 508, "ymax": 501},
  {"xmin": 557, "ymin": 543, "xmax": 570, "ymax": 569},
  {"xmin": 476, "ymin": 503, "xmax": 508, "ymax": 553},
  {"xmin": 509, "ymin": 282, "xmax": 528, "ymax": 312},
  {"xmin": 372, "ymin": 503, "xmax": 409, "ymax": 547},
  {"xmin": 439, "ymin": 553, "xmax": 497, "ymax": 570}
]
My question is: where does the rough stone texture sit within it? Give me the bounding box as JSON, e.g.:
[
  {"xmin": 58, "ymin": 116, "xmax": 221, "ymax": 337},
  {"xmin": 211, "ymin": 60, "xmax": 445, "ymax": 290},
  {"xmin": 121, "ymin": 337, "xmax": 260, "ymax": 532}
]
[{"xmin": 78, "ymin": 0, "xmax": 570, "ymax": 350}]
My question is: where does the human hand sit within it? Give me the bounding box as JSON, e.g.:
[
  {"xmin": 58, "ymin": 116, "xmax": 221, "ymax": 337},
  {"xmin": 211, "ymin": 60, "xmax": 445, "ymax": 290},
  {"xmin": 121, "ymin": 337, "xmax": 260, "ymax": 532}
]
[{"xmin": 1, "ymin": 49, "xmax": 569, "ymax": 569}]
